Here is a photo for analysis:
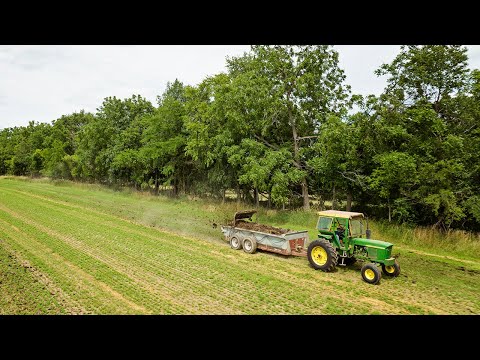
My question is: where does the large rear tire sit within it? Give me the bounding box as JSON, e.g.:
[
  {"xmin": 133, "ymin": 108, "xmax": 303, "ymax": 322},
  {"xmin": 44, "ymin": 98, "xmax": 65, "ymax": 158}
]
[
  {"xmin": 307, "ymin": 240, "xmax": 338, "ymax": 272},
  {"xmin": 382, "ymin": 260, "xmax": 401, "ymax": 277},
  {"xmin": 361, "ymin": 263, "xmax": 382, "ymax": 285}
]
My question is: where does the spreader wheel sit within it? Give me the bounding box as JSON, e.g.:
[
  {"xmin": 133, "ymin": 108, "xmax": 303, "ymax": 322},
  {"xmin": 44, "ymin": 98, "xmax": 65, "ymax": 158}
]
[
  {"xmin": 242, "ymin": 237, "xmax": 257, "ymax": 254},
  {"xmin": 230, "ymin": 236, "xmax": 242, "ymax": 250}
]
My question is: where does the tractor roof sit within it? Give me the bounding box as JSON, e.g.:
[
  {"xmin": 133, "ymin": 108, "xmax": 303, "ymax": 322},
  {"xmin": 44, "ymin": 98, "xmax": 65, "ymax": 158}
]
[{"xmin": 317, "ymin": 210, "xmax": 364, "ymax": 219}]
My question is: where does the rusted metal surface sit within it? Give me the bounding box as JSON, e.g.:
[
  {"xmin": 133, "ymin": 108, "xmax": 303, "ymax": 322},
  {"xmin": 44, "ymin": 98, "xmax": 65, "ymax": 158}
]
[
  {"xmin": 289, "ymin": 238, "xmax": 306, "ymax": 252},
  {"xmin": 257, "ymin": 244, "xmax": 290, "ymax": 255}
]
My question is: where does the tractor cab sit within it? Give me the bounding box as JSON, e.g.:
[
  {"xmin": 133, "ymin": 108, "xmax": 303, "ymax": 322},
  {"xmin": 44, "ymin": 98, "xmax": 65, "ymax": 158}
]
[{"xmin": 316, "ymin": 210, "xmax": 366, "ymax": 250}]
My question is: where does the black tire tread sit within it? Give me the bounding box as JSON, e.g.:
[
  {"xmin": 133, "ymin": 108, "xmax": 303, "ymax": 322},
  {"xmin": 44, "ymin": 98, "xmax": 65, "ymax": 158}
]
[
  {"xmin": 382, "ymin": 260, "xmax": 401, "ymax": 277},
  {"xmin": 361, "ymin": 263, "xmax": 382, "ymax": 285},
  {"xmin": 307, "ymin": 239, "xmax": 338, "ymax": 272}
]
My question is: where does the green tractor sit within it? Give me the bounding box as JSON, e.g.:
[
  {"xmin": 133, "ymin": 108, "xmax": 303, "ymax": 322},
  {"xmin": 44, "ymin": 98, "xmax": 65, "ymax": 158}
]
[{"xmin": 307, "ymin": 210, "xmax": 400, "ymax": 285}]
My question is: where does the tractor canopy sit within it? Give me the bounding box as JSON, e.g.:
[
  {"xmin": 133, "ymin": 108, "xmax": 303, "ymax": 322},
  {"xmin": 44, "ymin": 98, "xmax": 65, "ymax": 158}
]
[
  {"xmin": 317, "ymin": 210, "xmax": 366, "ymax": 237},
  {"xmin": 317, "ymin": 210, "xmax": 364, "ymax": 219}
]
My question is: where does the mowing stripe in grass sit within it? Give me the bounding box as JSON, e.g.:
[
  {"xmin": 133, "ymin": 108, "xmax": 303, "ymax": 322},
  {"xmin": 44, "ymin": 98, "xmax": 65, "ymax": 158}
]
[
  {"xmin": 0, "ymin": 186, "xmax": 440, "ymax": 312},
  {"xmin": 1, "ymin": 187, "xmax": 330, "ymax": 314},
  {"xmin": 1, "ymin": 186, "xmax": 405, "ymax": 314},
  {"xmin": 0, "ymin": 207, "xmax": 156, "ymax": 314},
  {"xmin": 2, "ymin": 178, "xmax": 479, "ymax": 314},
  {"xmin": 0, "ymin": 191, "xmax": 255, "ymax": 313}
]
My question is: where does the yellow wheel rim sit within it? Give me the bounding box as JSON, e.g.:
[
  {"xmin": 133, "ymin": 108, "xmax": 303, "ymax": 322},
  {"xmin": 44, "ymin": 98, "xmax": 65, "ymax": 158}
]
[
  {"xmin": 311, "ymin": 246, "xmax": 328, "ymax": 266},
  {"xmin": 385, "ymin": 265, "xmax": 395, "ymax": 274},
  {"xmin": 364, "ymin": 268, "xmax": 375, "ymax": 280}
]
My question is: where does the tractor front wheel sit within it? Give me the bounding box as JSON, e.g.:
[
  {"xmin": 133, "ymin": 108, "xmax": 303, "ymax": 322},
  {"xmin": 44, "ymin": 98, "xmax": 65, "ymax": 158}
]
[
  {"xmin": 307, "ymin": 240, "xmax": 338, "ymax": 272},
  {"xmin": 230, "ymin": 236, "xmax": 242, "ymax": 250},
  {"xmin": 382, "ymin": 260, "xmax": 401, "ymax": 277},
  {"xmin": 361, "ymin": 263, "xmax": 382, "ymax": 285}
]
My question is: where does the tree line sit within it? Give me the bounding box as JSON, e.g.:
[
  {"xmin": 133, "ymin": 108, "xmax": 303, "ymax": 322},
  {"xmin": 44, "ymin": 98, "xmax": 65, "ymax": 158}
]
[{"xmin": 1, "ymin": 45, "xmax": 479, "ymax": 230}]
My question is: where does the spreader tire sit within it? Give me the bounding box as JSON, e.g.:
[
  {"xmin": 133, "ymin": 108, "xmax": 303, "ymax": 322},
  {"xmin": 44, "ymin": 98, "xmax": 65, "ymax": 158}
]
[
  {"xmin": 230, "ymin": 236, "xmax": 242, "ymax": 250},
  {"xmin": 242, "ymin": 237, "xmax": 257, "ymax": 254}
]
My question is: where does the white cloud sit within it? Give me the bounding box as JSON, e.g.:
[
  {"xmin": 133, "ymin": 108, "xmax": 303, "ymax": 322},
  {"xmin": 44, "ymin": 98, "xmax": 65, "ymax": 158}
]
[
  {"xmin": 335, "ymin": 45, "xmax": 401, "ymax": 97},
  {"xmin": 467, "ymin": 45, "xmax": 480, "ymax": 66},
  {"xmin": 1, "ymin": 45, "xmax": 479, "ymax": 130},
  {"xmin": 0, "ymin": 45, "xmax": 251, "ymax": 129}
]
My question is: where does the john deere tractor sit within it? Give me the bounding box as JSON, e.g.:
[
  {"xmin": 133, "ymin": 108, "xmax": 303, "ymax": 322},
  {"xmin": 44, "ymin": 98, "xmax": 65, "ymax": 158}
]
[{"xmin": 307, "ymin": 210, "xmax": 400, "ymax": 285}]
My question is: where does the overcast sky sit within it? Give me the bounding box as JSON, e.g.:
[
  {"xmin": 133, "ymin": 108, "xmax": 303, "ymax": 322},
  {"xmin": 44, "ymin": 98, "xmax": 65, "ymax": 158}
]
[{"xmin": 1, "ymin": 45, "xmax": 480, "ymax": 130}]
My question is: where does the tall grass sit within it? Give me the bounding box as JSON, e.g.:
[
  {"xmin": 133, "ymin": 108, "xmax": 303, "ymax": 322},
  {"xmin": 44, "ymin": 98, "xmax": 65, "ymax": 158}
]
[
  {"xmin": 371, "ymin": 221, "xmax": 480, "ymax": 259},
  {"xmin": 4, "ymin": 176, "xmax": 480, "ymax": 259}
]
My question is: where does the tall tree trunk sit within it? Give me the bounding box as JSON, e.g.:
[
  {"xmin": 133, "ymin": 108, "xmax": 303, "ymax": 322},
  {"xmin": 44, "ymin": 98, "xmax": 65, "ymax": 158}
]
[
  {"xmin": 154, "ymin": 169, "xmax": 159, "ymax": 195},
  {"xmin": 254, "ymin": 187, "xmax": 259, "ymax": 208},
  {"xmin": 346, "ymin": 192, "xmax": 352, "ymax": 212},
  {"xmin": 182, "ymin": 176, "xmax": 186, "ymax": 195},
  {"xmin": 318, "ymin": 194, "xmax": 325, "ymax": 211},
  {"xmin": 267, "ymin": 192, "xmax": 271, "ymax": 209},
  {"xmin": 290, "ymin": 108, "xmax": 310, "ymax": 210},
  {"xmin": 332, "ymin": 183, "xmax": 337, "ymax": 210},
  {"xmin": 388, "ymin": 199, "xmax": 391, "ymax": 222},
  {"xmin": 222, "ymin": 189, "xmax": 226, "ymax": 204},
  {"xmin": 301, "ymin": 178, "xmax": 310, "ymax": 211},
  {"xmin": 172, "ymin": 179, "xmax": 178, "ymax": 197},
  {"xmin": 236, "ymin": 185, "xmax": 241, "ymax": 204}
]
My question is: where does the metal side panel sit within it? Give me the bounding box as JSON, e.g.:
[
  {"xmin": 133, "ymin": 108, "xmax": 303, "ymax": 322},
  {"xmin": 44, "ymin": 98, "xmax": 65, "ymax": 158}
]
[
  {"xmin": 253, "ymin": 232, "xmax": 289, "ymax": 250},
  {"xmin": 228, "ymin": 228, "xmax": 288, "ymax": 250},
  {"xmin": 283, "ymin": 231, "xmax": 309, "ymax": 241}
]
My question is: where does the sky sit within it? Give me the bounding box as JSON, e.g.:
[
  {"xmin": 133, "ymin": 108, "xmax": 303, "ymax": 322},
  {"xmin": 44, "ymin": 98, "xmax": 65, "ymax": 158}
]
[{"xmin": 1, "ymin": 45, "xmax": 480, "ymax": 130}]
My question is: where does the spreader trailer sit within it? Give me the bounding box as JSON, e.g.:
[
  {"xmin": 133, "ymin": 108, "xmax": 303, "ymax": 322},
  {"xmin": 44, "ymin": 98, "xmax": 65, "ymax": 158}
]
[{"xmin": 220, "ymin": 210, "xmax": 310, "ymax": 257}]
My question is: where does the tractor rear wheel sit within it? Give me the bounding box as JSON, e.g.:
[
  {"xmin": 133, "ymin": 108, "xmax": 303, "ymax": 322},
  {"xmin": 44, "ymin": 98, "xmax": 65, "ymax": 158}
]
[
  {"xmin": 230, "ymin": 236, "xmax": 242, "ymax": 250},
  {"xmin": 382, "ymin": 260, "xmax": 401, "ymax": 277},
  {"xmin": 307, "ymin": 240, "xmax": 338, "ymax": 272},
  {"xmin": 242, "ymin": 238, "xmax": 257, "ymax": 254},
  {"xmin": 361, "ymin": 263, "xmax": 382, "ymax": 285}
]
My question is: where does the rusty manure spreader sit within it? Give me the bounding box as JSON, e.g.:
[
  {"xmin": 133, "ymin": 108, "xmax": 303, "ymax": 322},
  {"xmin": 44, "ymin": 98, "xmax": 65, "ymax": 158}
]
[{"xmin": 221, "ymin": 210, "xmax": 401, "ymax": 285}]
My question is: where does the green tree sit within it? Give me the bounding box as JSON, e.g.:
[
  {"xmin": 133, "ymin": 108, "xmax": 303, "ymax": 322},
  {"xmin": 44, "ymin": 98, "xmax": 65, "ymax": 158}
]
[
  {"xmin": 140, "ymin": 80, "xmax": 191, "ymax": 195},
  {"xmin": 225, "ymin": 45, "xmax": 351, "ymax": 209},
  {"xmin": 368, "ymin": 45, "xmax": 476, "ymax": 228},
  {"xmin": 76, "ymin": 95, "xmax": 154, "ymax": 182}
]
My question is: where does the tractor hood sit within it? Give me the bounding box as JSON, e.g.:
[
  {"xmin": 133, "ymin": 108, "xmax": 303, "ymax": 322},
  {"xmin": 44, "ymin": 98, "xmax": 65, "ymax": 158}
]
[{"xmin": 353, "ymin": 238, "xmax": 393, "ymax": 249}]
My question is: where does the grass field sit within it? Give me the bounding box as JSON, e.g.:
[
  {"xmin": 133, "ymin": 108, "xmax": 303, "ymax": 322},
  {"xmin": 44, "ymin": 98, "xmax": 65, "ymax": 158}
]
[{"xmin": 1, "ymin": 177, "xmax": 479, "ymax": 314}]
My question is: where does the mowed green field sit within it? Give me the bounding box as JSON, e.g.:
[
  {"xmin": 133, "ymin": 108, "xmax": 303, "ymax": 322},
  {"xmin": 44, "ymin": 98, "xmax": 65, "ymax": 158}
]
[{"xmin": 1, "ymin": 177, "xmax": 479, "ymax": 314}]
